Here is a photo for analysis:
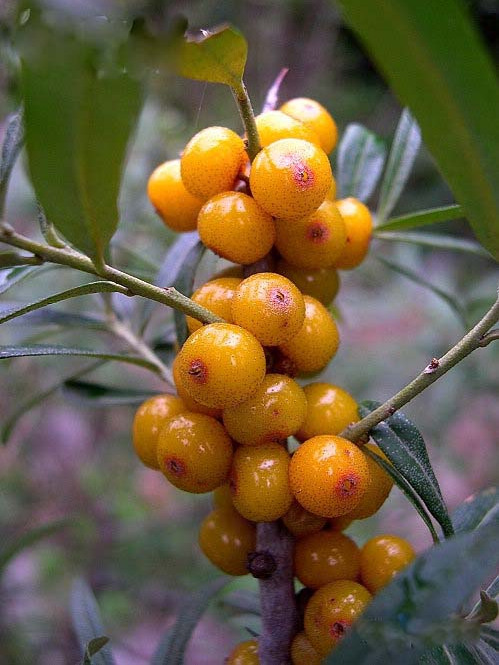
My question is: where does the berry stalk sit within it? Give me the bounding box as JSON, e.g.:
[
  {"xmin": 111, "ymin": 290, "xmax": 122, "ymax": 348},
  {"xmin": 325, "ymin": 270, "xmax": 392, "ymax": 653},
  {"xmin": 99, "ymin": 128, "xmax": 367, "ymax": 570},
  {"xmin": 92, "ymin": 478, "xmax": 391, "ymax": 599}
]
[{"xmin": 232, "ymin": 80, "xmax": 261, "ymax": 161}]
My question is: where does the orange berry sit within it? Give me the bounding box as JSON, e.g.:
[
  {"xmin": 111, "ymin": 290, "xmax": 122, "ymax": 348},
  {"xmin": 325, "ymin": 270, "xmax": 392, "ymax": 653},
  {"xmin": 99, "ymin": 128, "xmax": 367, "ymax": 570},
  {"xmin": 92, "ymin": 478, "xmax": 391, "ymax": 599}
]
[
  {"xmin": 329, "ymin": 515, "xmax": 353, "ymax": 532},
  {"xmin": 231, "ymin": 273, "xmax": 305, "ymax": 346},
  {"xmin": 175, "ymin": 323, "xmax": 266, "ymax": 409},
  {"xmin": 156, "ymin": 412, "xmax": 232, "ymax": 493},
  {"xmin": 289, "ymin": 435, "xmax": 370, "ymax": 518},
  {"xmin": 274, "ymin": 200, "xmax": 347, "ymax": 269},
  {"xmin": 346, "ymin": 444, "xmax": 393, "ymax": 520},
  {"xmin": 230, "ymin": 443, "xmax": 293, "ymax": 522},
  {"xmin": 291, "ymin": 632, "xmax": 322, "ymax": 665},
  {"xmin": 282, "ymin": 500, "xmax": 327, "ymax": 539},
  {"xmin": 223, "ymin": 374, "xmax": 307, "ymax": 446},
  {"xmin": 147, "ymin": 159, "xmax": 204, "ymax": 232},
  {"xmin": 132, "ymin": 394, "xmax": 186, "ymax": 469},
  {"xmin": 185, "ymin": 277, "xmax": 242, "ymax": 335},
  {"xmin": 326, "ymin": 178, "xmax": 337, "ymax": 201},
  {"xmin": 304, "ymin": 580, "xmax": 372, "ymax": 655},
  {"xmin": 172, "ymin": 354, "xmax": 222, "ymax": 419},
  {"xmin": 212, "ymin": 483, "xmax": 236, "ymax": 512},
  {"xmin": 197, "ymin": 192, "xmax": 276, "ymax": 265},
  {"xmin": 226, "ymin": 639, "xmax": 259, "ymax": 664},
  {"xmin": 255, "ymin": 110, "xmax": 321, "ymax": 148},
  {"xmin": 294, "ymin": 530, "xmax": 360, "ymax": 589},
  {"xmin": 296, "ymin": 383, "xmax": 359, "ymax": 441},
  {"xmin": 250, "ymin": 138, "xmax": 332, "ymax": 220},
  {"xmin": 333, "ymin": 198, "xmax": 373, "ymax": 270},
  {"xmin": 278, "ymin": 296, "xmax": 339, "ymax": 374},
  {"xmin": 360, "ymin": 535, "xmax": 415, "ymax": 594},
  {"xmin": 280, "ymin": 97, "xmax": 338, "ymax": 154},
  {"xmin": 277, "ymin": 259, "xmax": 340, "ymax": 306},
  {"xmin": 198, "ymin": 507, "xmax": 256, "ymax": 575},
  {"xmin": 180, "ymin": 126, "xmax": 245, "ymax": 200}
]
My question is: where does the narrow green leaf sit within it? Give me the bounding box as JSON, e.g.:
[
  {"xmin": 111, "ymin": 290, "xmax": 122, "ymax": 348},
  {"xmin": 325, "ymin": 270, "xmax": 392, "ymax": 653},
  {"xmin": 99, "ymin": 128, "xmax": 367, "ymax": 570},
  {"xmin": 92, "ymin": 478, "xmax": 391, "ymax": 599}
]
[
  {"xmin": 0, "ymin": 305, "xmax": 106, "ymax": 330},
  {"xmin": 375, "ymin": 231, "xmax": 491, "ymax": 258},
  {"xmin": 336, "ymin": 0, "xmax": 499, "ymax": 259},
  {"xmin": 83, "ymin": 637, "xmax": 110, "ymax": 665},
  {"xmin": 0, "ymin": 108, "xmax": 24, "ymax": 213},
  {"xmin": 0, "ymin": 264, "xmax": 49, "ymax": 296},
  {"xmin": 63, "ymin": 379, "xmax": 158, "ymax": 406},
  {"xmin": 173, "ymin": 240, "xmax": 205, "ymax": 346},
  {"xmin": 484, "ymin": 576, "xmax": 499, "ymax": 601},
  {"xmin": 151, "ymin": 578, "xmax": 227, "ymax": 665},
  {"xmin": 70, "ymin": 578, "xmax": 116, "ymax": 665},
  {"xmin": 377, "ymin": 108, "xmax": 421, "ymax": 222},
  {"xmin": 359, "ymin": 401, "xmax": 454, "ymax": 538},
  {"xmin": 377, "ymin": 205, "xmax": 464, "ymax": 232},
  {"xmin": 480, "ymin": 626, "xmax": 499, "ymax": 651},
  {"xmin": 0, "ymin": 519, "xmax": 71, "ymax": 574},
  {"xmin": 377, "ymin": 257, "xmax": 468, "ymax": 328},
  {"xmin": 326, "ymin": 522, "xmax": 499, "ymax": 664},
  {"xmin": 0, "ymin": 251, "xmax": 40, "ymax": 269},
  {"xmin": 337, "ymin": 123, "xmax": 386, "ymax": 202},
  {"xmin": 452, "ymin": 487, "xmax": 499, "ymax": 534}
]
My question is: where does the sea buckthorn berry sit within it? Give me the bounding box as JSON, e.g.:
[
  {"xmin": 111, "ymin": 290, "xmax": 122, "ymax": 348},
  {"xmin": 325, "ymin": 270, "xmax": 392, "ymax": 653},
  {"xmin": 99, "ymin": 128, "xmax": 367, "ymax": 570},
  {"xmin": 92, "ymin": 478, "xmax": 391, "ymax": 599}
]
[
  {"xmin": 186, "ymin": 277, "xmax": 242, "ymax": 335},
  {"xmin": 294, "ymin": 530, "xmax": 360, "ymax": 589},
  {"xmin": 198, "ymin": 508, "xmax": 256, "ymax": 576},
  {"xmin": 213, "ymin": 483, "xmax": 237, "ymax": 513},
  {"xmin": 172, "ymin": 354, "xmax": 222, "ymax": 419},
  {"xmin": 282, "ymin": 500, "xmax": 327, "ymax": 539},
  {"xmin": 147, "ymin": 159, "xmax": 204, "ymax": 232},
  {"xmin": 277, "ymin": 259, "xmax": 340, "ymax": 306},
  {"xmin": 230, "ymin": 443, "xmax": 293, "ymax": 522},
  {"xmin": 175, "ymin": 323, "xmax": 266, "ymax": 409},
  {"xmin": 280, "ymin": 97, "xmax": 338, "ymax": 154},
  {"xmin": 231, "ymin": 273, "xmax": 305, "ymax": 346},
  {"xmin": 333, "ymin": 197, "xmax": 373, "ymax": 270},
  {"xmin": 278, "ymin": 296, "xmax": 339, "ymax": 374},
  {"xmin": 197, "ymin": 192, "xmax": 276, "ymax": 265},
  {"xmin": 226, "ymin": 639, "xmax": 259, "ymax": 664},
  {"xmin": 180, "ymin": 126, "xmax": 245, "ymax": 200},
  {"xmin": 274, "ymin": 200, "xmax": 347, "ymax": 270},
  {"xmin": 255, "ymin": 110, "xmax": 321, "ymax": 148},
  {"xmin": 329, "ymin": 515, "xmax": 353, "ymax": 532},
  {"xmin": 223, "ymin": 374, "xmax": 307, "ymax": 446},
  {"xmin": 156, "ymin": 413, "xmax": 232, "ymax": 493},
  {"xmin": 290, "ymin": 631, "xmax": 322, "ymax": 665},
  {"xmin": 360, "ymin": 535, "xmax": 415, "ymax": 594},
  {"xmin": 132, "ymin": 394, "xmax": 186, "ymax": 469},
  {"xmin": 250, "ymin": 138, "xmax": 332, "ymax": 220},
  {"xmin": 346, "ymin": 444, "xmax": 394, "ymax": 520},
  {"xmin": 326, "ymin": 178, "xmax": 337, "ymax": 201},
  {"xmin": 289, "ymin": 435, "xmax": 370, "ymax": 518},
  {"xmin": 296, "ymin": 383, "xmax": 359, "ymax": 441},
  {"xmin": 304, "ymin": 580, "xmax": 372, "ymax": 655}
]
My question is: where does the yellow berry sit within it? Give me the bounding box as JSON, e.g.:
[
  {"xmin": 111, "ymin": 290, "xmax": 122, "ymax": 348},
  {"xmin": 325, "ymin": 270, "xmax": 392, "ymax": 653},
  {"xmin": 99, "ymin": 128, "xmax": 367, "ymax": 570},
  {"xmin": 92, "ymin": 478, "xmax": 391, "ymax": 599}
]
[
  {"xmin": 172, "ymin": 354, "xmax": 222, "ymax": 419},
  {"xmin": 132, "ymin": 394, "xmax": 187, "ymax": 469},
  {"xmin": 231, "ymin": 273, "xmax": 305, "ymax": 346},
  {"xmin": 223, "ymin": 374, "xmax": 307, "ymax": 446},
  {"xmin": 274, "ymin": 200, "xmax": 347, "ymax": 269},
  {"xmin": 326, "ymin": 178, "xmax": 337, "ymax": 201},
  {"xmin": 147, "ymin": 159, "xmax": 204, "ymax": 232},
  {"xmin": 230, "ymin": 443, "xmax": 293, "ymax": 522},
  {"xmin": 282, "ymin": 500, "xmax": 327, "ymax": 539},
  {"xmin": 255, "ymin": 110, "xmax": 321, "ymax": 148},
  {"xmin": 333, "ymin": 198, "xmax": 373, "ymax": 270},
  {"xmin": 296, "ymin": 383, "xmax": 359, "ymax": 441},
  {"xmin": 197, "ymin": 192, "xmax": 276, "ymax": 265},
  {"xmin": 329, "ymin": 515, "xmax": 354, "ymax": 532},
  {"xmin": 156, "ymin": 412, "xmax": 232, "ymax": 493},
  {"xmin": 289, "ymin": 435, "xmax": 370, "ymax": 518},
  {"xmin": 304, "ymin": 580, "xmax": 372, "ymax": 655},
  {"xmin": 180, "ymin": 126, "xmax": 245, "ymax": 200},
  {"xmin": 294, "ymin": 530, "xmax": 360, "ymax": 589},
  {"xmin": 226, "ymin": 639, "xmax": 259, "ymax": 664},
  {"xmin": 212, "ymin": 483, "xmax": 235, "ymax": 512},
  {"xmin": 198, "ymin": 507, "xmax": 256, "ymax": 575},
  {"xmin": 175, "ymin": 323, "xmax": 266, "ymax": 409},
  {"xmin": 360, "ymin": 535, "xmax": 415, "ymax": 594},
  {"xmin": 278, "ymin": 296, "xmax": 339, "ymax": 374},
  {"xmin": 280, "ymin": 97, "xmax": 338, "ymax": 154},
  {"xmin": 250, "ymin": 139, "xmax": 332, "ymax": 220},
  {"xmin": 186, "ymin": 277, "xmax": 242, "ymax": 335},
  {"xmin": 346, "ymin": 444, "xmax": 393, "ymax": 520},
  {"xmin": 277, "ymin": 259, "xmax": 340, "ymax": 306},
  {"xmin": 291, "ymin": 631, "xmax": 322, "ymax": 665}
]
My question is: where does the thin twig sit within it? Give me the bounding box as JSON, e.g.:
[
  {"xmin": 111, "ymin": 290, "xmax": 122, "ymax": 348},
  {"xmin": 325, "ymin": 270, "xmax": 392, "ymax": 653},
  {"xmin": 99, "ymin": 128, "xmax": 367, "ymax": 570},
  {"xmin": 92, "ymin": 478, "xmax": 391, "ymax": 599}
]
[{"xmin": 232, "ymin": 79, "xmax": 261, "ymax": 161}]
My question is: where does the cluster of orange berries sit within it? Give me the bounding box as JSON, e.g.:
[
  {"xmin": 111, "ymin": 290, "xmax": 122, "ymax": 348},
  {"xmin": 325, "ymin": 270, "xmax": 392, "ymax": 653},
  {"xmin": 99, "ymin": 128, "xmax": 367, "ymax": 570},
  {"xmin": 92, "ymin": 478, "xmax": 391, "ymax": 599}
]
[{"xmin": 135, "ymin": 98, "xmax": 414, "ymax": 662}]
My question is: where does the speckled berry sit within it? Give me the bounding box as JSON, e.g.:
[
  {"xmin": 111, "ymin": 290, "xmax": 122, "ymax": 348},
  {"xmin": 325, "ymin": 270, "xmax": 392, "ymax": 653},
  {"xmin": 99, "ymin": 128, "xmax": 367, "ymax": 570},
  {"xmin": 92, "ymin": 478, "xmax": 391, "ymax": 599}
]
[
  {"xmin": 296, "ymin": 383, "xmax": 359, "ymax": 441},
  {"xmin": 282, "ymin": 500, "xmax": 327, "ymax": 539},
  {"xmin": 333, "ymin": 198, "xmax": 373, "ymax": 270},
  {"xmin": 277, "ymin": 259, "xmax": 340, "ymax": 306},
  {"xmin": 199, "ymin": 507, "xmax": 256, "ymax": 575},
  {"xmin": 290, "ymin": 631, "xmax": 322, "ymax": 665},
  {"xmin": 172, "ymin": 354, "xmax": 222, "ymax": 419},
  {"xmin": 294, "ymin": 530, "xmax": 360, "ymax": 589},
  {"xmin": 255, "ymin": 110, "xmax": 321, "ymax": 148},
  {"xmin": 186, "ymin": 277, "xmax": 242, "ymax": 335},
  {"xmin": 346, "ymin": 444, "xmax": 393, "ymax": 520},
  {"xmin": 360, "ymin": 534, "xmax": 415, "ymax": 594},
  {"xmin": 280, "ymin": 97, "xmax": 338, "ymax": 154}
]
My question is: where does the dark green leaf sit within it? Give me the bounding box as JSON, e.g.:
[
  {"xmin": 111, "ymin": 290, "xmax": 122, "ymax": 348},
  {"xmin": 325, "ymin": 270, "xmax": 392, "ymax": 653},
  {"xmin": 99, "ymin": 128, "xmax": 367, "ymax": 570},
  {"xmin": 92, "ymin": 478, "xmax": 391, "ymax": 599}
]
[
  {"xmin": 376, "ymin": 205, "xmax": 464, "ymax": 233},
  {"xmin": 359, "ymin": 401, "xmax": 454, "ymax": 538},
  {"xmin": 173, "ymin": 240, "xmax": 205, "ymax": 346},
  {"xmin": 63, "ymin": 379, "xmax": 158, "ymax": 406},
  {"xmin": 0, "ymin": 305, "xmax": 106, "ymax": 330},
  {"xmin": 83, "ymin": 637, "xmax": 110, "ymax": 665},
  {"xmin": 150, "ymin": 578, "xmax": 227, "ymax": 665},
  {"xmin": 452, "ymin": 487, "xmax": 499, "ymax": 534},
  {"xmin": 0, "ymin": 108, "xmax": 24, "ymax": 213},
  {"xmin": 0, "ymin": 519, "xmax": 71, "ymax": 575},
  {"xmin": 70, "ymin": 578, "xmax": 115, "ymax": 665},
  {"xmin": 0, "ymin": 264, "xmax": 49, "ymax": 296},
  {"xmin": 21, "ymin": 18, "xmax": 142, "ymax": 262},
  {"xmin": 377, "ymin": 108, "xmax": 421, "ymax": 222},
  {"xmin": 337, "ymin": 123, "xmax": 386, "ymax": 202},
  {"xmin": 375, "ymin": 231, "xmax": 491, "ymax": 258},
  {"xmin": 0, "ymin": 252, "xmax": 40, "ymax": 269},
  {"xmin": 480, "ymin": 626, "xmax": 499, "ymax": 651},
  {"xmin": 336, "ymin": 0, "xmax": 499, "ymax": 259},
  {"xmin": 326, "ymin": 522, "xmax": 499, "ymax": 664}
]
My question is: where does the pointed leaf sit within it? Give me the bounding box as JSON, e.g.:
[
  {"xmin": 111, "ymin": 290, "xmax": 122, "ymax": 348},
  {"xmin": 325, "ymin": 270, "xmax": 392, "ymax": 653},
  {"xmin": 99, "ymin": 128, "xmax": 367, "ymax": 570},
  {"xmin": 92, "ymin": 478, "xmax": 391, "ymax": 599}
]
[
  {"xmin": 0, "ymin": 519, "xmax": 71, "ymax": 575},
  {"xmin": 173, "ymin": 240, "xmax": 205, "ymax": 346},
  {"xmin": 0, "ymin": 304, "xmax": 106, "ymax": 330},
  {"xmin": 375, "ymin": 231, "xmax": 491, "ymax": 258},
  {"xmin": 359, "ymin": 401, "xmax": 454, "ymax": 537},
  {"xmin": 83, "ymin": 637, "xmax": 110, "ymax": 665},
  {"xmin": 70, "ymin": 579, "xmax": 115, "ymax": 665},
  {"xmin": 63, "ymin": 379, "xmax": 158, "ymax": 406},
  {"xmin": 377, "ymin": 205, "xmax": 464, "ymax": 232},
  {"xmin": 0, "ymin": 264, "xmax": 49, "ymax": 296},
  {"xmin": 0, "ymin": 107, "xmax": 24, "ymax": 213},
  {"xmin": 452, "ymin": 487, "xmax": 499, "ymax": 535},
  {"xmin": 337, "ymin": 123, "xmax": 386, "ymax": 201}
]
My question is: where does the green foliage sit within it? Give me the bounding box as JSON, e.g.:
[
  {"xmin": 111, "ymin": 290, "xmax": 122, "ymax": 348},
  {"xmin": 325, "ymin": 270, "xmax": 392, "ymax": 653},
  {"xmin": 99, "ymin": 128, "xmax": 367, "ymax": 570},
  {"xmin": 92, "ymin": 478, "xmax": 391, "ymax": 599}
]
[
  {"xmin": 70, "ymin": 578, "xmax": 115, "ymax": 665},
  {"xmin": 173, "ymin": 240, "xmax": 205, "ymax": 346},
  {"xmin": 452, "ymin": 487, "xmax": 498, "ymax": 534},
  {"xmin": 0, "ymin": 108, "xmax": 24, "ymax": 214},
  {"xmin": 337, "ymin": 123, "xmax": 386, "ymax": 201},
  {"xmin": 376, "ymin": 205, "xmax": 464, "ymax": 232},
  {"xmin": 63, "ymin": 379, "xmax": 158, "ymax": 406},
  {"xmin": 375, "ymin": 232, "xmax": 490, "ymax": 258},
  {"xmin": 83, "ymin": 637, "xmax": 110, "ymax": 665}
]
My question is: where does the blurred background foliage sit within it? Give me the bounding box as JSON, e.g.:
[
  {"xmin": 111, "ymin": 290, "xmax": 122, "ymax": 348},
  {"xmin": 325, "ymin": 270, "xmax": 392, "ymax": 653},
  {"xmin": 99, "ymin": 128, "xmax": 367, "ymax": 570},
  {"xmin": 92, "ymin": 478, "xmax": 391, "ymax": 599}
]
[{"xmin": 0, "ymin": 0, "xmax": 498, "ymax": 663}]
